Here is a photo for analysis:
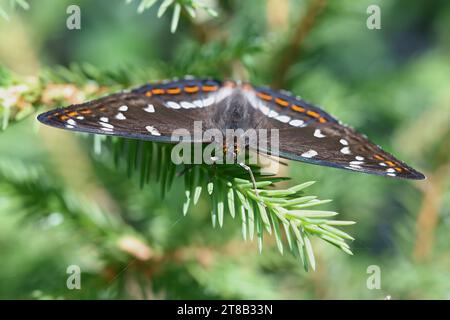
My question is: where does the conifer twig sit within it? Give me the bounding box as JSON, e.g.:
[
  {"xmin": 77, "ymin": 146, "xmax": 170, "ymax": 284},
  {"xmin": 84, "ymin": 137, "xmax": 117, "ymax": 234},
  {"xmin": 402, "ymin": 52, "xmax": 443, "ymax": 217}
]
[{"xmin": 272, "ymin": 0, "xmax": 327, "ymax": 88}]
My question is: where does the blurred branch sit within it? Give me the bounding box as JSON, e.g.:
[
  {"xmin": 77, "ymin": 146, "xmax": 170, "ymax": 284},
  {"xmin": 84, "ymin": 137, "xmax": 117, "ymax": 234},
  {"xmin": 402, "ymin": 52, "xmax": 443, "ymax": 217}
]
[
  {"xmin": 413, "ymin": 164, "xmax": 450, "ymax": 261},
  {"xmin": 395, "ymin": 90, "xmax": 450, "ymax": 261},
  {"xmin": 271, "ymin": 0, "xmax": 327, "ymax": 88}
]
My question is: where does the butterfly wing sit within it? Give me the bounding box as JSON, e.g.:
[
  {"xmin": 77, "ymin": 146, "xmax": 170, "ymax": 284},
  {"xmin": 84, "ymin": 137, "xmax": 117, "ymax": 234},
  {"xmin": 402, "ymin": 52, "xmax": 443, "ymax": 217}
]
[
  {"xmin": 37, "ymin": 78, "xmax": 227, "ymax": 143},
  {"xmin": 245, "ymin": 86, "xmax": 425, "ymax": 180}
]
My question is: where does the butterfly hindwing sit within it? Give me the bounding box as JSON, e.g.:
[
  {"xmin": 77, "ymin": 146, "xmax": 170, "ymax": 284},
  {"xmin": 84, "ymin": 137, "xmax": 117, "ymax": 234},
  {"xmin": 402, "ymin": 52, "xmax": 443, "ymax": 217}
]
[{"xmin": 247, "ymin": 86, "xmax": 425, "ymax": 180}]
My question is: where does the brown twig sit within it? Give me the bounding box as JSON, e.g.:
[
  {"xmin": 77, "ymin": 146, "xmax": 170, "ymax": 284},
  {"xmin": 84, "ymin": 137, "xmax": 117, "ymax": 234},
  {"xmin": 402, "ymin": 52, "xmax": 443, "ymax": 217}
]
[
  {"xmin": 412, "ymin": 164, "xmax": 450, "ymax": 261},
  {"xmin": 271, "ymin": 0, "xmax": 327, "ymax": 89}
]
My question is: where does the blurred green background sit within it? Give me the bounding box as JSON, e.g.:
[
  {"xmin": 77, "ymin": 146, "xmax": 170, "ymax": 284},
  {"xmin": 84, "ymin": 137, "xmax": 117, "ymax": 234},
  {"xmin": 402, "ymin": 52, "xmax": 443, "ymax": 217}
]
[{"xmin": 0, "ymin": 0, "xmax": 449, "ymax": 299}]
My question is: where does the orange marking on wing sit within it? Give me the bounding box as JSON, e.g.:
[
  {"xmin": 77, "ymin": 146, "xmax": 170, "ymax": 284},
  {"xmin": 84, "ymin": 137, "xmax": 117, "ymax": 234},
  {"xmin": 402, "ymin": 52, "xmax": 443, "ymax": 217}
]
[
  {"xmin": 373, "ymin": 154, "xmax": 384, "ymax": 161},
  {"xmin": 60, "ymin": 115, "xmax": 69, "ymax": 121},
  {"xmin": 306, "ymin": 110, "xmax": 320, "ymax": 118},
  {"xmin": 257, "ymin": 92, "xmax": 273, "ymax": 101},
  {"xmin": 385, "ymin": 161, "xmax": 396, "ymax": 167},
  {"xmin": 291, "ymin": 105, "xmax": 305, "ymax": 112},
  {"xmin": 67, "ymin": 111, "xmax": 78, "ymax": 117},
  {"xmin": 319, "ymin": 117, "xmax": 327, "ymax": 123},
  {"xmin": 152, "ymin": 88, "xmax": 165, "ymax": 94},
  {"xmin": 145, "ymin": 91, "xmax": 152, "ymax": 97},
  {"xmin": 167, "ymin": 87, "xmax": 181, "ymax": 94},
  {"xmin": 395, "ymin": 167, "xmax": 403, "ymax": 172},
  {"xmin": 202, "ymin": 85, "xmax": 219, "ymax": 92},
  {"xmin": 184, "ymin": 86, "xmax": 199, "ymax": 93},
  {"xmin": 80, "ymin": 109, "xmax": 92, "ymax": 114},
  {"xmin": 275, "ymin": 98, "xmax": 289, "ymax": 107}
]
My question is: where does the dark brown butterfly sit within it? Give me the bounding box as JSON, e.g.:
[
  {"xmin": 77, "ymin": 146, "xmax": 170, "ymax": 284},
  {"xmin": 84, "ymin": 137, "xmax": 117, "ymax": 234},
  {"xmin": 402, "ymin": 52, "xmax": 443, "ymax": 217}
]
[{"xmin": 37, "ymin": 78, "xmax": 425, "ymax": 180}]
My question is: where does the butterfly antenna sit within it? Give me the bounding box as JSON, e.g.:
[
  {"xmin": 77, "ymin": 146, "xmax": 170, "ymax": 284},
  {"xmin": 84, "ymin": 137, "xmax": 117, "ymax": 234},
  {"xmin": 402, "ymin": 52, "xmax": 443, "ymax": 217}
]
[{"xmin": 238, "ymin": 162, "xmax": 262, "ymax": 200}]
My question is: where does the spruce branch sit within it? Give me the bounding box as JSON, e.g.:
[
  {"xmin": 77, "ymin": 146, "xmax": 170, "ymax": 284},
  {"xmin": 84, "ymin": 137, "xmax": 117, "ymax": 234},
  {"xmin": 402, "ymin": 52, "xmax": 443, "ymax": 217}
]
[
  {"xmin": 125, "ymin": 0, "xmax": 218, "ymax": 33},
  {"xmin": 105, "ymin": 138, "xmax": 355, "ymax": 271},
  {"xmin": 0, "ymin": 0, "xmax": 217, "ymax": 33},
  {"xmin": 1, "ymin": 65, "xmax": 355, "ymax": 271},
  {"xmin": 0, "ymin": 0, "xmax": 29, "ymax": 20},
  {"xmin": 0, "ymin": 67, "xmax": 41, "ymax": 130}
]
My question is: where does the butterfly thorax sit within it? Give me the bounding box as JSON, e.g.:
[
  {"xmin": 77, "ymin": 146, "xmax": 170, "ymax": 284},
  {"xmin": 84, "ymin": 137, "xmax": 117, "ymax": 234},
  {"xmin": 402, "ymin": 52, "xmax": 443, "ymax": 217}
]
[{"xmin": 211, "ymin": 89, "xmax": 259, "ymax": 132}]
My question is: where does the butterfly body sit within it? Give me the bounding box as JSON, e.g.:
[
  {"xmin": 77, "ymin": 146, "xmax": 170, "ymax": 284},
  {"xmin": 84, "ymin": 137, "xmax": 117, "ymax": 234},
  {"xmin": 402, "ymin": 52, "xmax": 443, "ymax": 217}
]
[{"xmin": 38, "ymin": 77, "xmax": 425, "ymax": 180}]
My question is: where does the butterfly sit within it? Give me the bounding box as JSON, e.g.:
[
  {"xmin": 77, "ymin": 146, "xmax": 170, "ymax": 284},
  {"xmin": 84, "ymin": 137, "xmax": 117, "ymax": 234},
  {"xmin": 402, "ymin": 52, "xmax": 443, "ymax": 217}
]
[{"xmin": 37, "ymin": 77, "xmax": 425, "ymax": 180}]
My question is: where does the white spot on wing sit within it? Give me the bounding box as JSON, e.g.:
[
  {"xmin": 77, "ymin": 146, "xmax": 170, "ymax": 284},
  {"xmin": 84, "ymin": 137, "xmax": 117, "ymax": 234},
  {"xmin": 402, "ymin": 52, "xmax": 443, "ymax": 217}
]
[
  {"xmin": 289, "ymin": 119, "xmax": 304, "ymax": 127},
  {"xmin": 146, "ymin": 125, "xmax": 161, "ymax": 136},
  {"xmin": 100, "ymin": 117, "xmax": 109, "ymax": 123},
  {"xmin": 355, "ymin": 156, "xmax": 364, "ymax": 161},
  {"xmin": 101, "ymin": 127, "xmax": 113, "ymax": 132},
  {"xmin": 193, "ymin": 99, "xmax": 203, "ymax": 108},
  {"xmin": 386, "ymin": 168, "xmax": 396, "ymax": 173},
  {"xmin": 314, "ymin": 129, "xmax": 326, "ymax": 138},
  {"xmin": 99, "ymin": 121, "xmax": 114, "ymax": 129},
  {"xmin": 67, "ymin": 119, "xmax": 76, "ymax": 126},
  {"xmin": 259, "ymin": 104, "xmax": 270, "ymax": 115},
  {"xmin": 350, "ymin": 161, "xmax": 364, "ymax": 165},
  {"xmin": 66, "ymin": 125, "xmax": 74, "ymax": 129},
  {"xmin": 166, "ymin": 101, "xmax": 180, "ymax": 109},
  {"xmin": 202, "ymin": 96, "xmax": 214, "ymax": 107},
  {"xmin": 144, "ymin": 104, "xmax": 155, "ymax": 113},
  {"xmin": 119, "ymin": 105, "xmax": 128, "ymax": 112},
  {"xmin": 276, "ymin": 115, "xmax": 291, "ymax": 123},
  {"xmin": 115, "ymin": 112, "xmax": 126, "ymax": 120},
  {"xmin": 301, "ymin": 149, "xmax": 318, "ymax": 158},
  {"xmin": 340, "ymin": 139, "xmax": 348, "ymax": 145},
  {"xmin": 180, "ymin": 101, "xmax": 195, "ymax": 109},
  {"xmin": 268, "ymin": 110, "xmax": 278, "ymax": 118},
  {"xmin": 387, "ymin": 173, "xmax": 396, "ymax": 177},
  {"xmin": 76, "ymin": 116, "xmax": 84, "ymax": 120},
  {"xmin": 340, "ymin": 147, "xmax": 351, "ymax": 154}
]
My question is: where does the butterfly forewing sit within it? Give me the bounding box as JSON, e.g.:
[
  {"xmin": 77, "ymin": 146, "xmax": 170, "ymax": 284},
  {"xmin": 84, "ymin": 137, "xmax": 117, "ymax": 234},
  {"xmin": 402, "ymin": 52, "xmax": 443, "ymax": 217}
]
[
  {"xmin": 245, "ymin": 86, "xmax": 425, "ymax": 180},
  {"xmin": 38, "ymin": 78, "xmax": 226, "ymax": 143}
]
